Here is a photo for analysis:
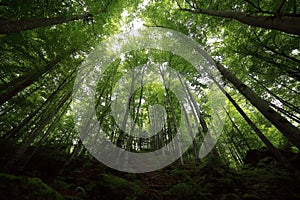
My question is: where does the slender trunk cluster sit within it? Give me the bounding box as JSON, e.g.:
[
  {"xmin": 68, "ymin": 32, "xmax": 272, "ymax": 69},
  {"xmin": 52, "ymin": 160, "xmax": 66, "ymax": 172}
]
[
  {"xmin": 212, "ymin": 77, "xmax": 293, "ymax": 170},
  {"xmin": 195, "ymin": 46, "xmax": 300, "ymax": 149}
]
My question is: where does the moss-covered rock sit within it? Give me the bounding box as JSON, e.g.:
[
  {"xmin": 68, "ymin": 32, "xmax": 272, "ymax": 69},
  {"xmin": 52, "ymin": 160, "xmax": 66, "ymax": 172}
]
[
  {"xmin": 85, "ymin": 173, "xmax": 141, "ymax": 200},
  {"xmin": 0, "ymin": 173, "xmax": 64, "ymax": 200},
  {"xmin": 243, "ymin": 193, "xmax": 261, "ymax": 200},
  {"xmin": 168, "ymin": 182, "xmax": 194, "ymax": 199}
]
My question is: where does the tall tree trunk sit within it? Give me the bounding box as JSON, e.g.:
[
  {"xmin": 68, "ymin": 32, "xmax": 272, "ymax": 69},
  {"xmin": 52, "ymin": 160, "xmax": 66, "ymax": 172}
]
[
  {"xmin": 0, "ymin": 59, "xmax": 58, "ymax": 105},
  {"xmin": 223, "ymin": 126, "xmax": 244, "ymax": 162},
  {"xmin": 224, "ymin": 130, "xmax": 243, "ymax": 166},
  {"xmin": 182, "ymin": 76, "xmax": 219, "ymax": 159},
  {"xmin": 253, "ymin": 32, "xmax": 300, "ymax": 63},
  {"xmin": 2, "ymin": 69, "xmax": 76, "ymax": 141},
  {"xmin": 4, "ymin": 92, "xmax": 71, "ymax": 171},
  {"xmin": 0, "ymin": 14, "xmax": 92, "ymax": 34},
  {"xmin": 126, "ymin": 80, "xmax": 144, "ymax": 151},
  {"xmin": 0, "ymin": 49, "xmax": 76, "ymax": 106},
  {"xmin": 58, "ymin": 140, "xmax": 82, "ymax": 176},
  {"xmin": 249, "ymin": 75, "xmax": 300, "ymax": 114},
  {"xmin": 224, "ymin": 109, "xmax": 251, "ymax": 151},
  {"xmin": 177, "ymin": 73, "xmax": 200, "ymax": 163},
  {"xmin": 159, "ymin": 67, "xmax": 184, "ymax": 165},
  {"xmin": 179, "ymin": 8, "xmax": 300, "ymax": 35},
  {"xmin": 212, "ymin": 77, "xmax": 294, "ymax": 170},
  {"xmin": 238, "ymin": 48, "xmax": 300, "ymax": 81},
  {"xmin": 116, "ymin": 70, "xmax": 136, "ymax": 148},
  {"xmin": 20, "ymin": 100, "xmax": 71, "ymax": 171},
  {"xmin": 196, "ymin": 47, "xmax": 300, "ymax": 149},
  {"xmin": 269, "ymin": 102, "xmax": 300, "ymax": 124}
]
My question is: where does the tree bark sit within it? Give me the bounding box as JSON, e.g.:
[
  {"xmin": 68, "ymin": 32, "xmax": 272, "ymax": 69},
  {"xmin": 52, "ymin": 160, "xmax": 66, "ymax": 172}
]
[
  {"xmin": 4, "ymin": 92, "xmax": 71, "ymax": 171},
  {"xmin": 180, "ymin": 8, "xmax": 300, "ymax": 35},
  {"xmin": 126, "ymin": 78, "xmax": 144, "ymax": 151},
  {"xmin": 225, "ymin": 109, "xmax": 251, "ymax": 151},
  {"xmin": 21, "ymin": 101, "xmax": 71, "ymax": 171},
  {"xmin": 194, "ymin": 46, "xmax": 300, "ymax": 149},
  {"xmin": 2, "ymin": 69, "xmax": 76, "ymax": 141},
  {"xmin": 0, "ymin": 14, "xmax": 92, "ymax": 34},
  {"xmin": 249, "ymin": 75, "xmax": 300, "ymax": 114},
  {"xmin": 212, "ymin": 77, "xmax": 294, "ymax": 170},
  {"xmin": 0, "ymin": 49, "xmax": 76, "ymax": 106},
  {"xmin": 116, "ymin": 70, "xmax": 136, "ymax": 148},
  {"xmin": 0, "ymin": 59, "xmax": 59, "ymax": 105},
  {"xmin": 159, "ymin": 67, "xmax": 184, "ymax": 165},
  {"xmin": 213, "ymin": 62, "xmax": 300, "ymax": 149}
]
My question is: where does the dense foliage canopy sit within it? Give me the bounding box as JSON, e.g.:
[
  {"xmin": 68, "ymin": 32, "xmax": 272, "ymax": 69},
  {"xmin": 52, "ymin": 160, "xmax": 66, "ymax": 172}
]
[{"xmin": 0, "ymin": 0, "xmax": 299, "ymax": 199}]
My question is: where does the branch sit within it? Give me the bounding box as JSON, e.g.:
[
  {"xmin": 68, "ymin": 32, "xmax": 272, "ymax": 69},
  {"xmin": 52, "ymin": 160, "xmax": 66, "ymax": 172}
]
[
  {"xmin": 0, "ymin": 2, "xmax": 9, "ymax": 6},
  {"xmin": 143, "ymin": 24, "xmax": 170, "ymax": 29},
  {"xmin": 178, "ymin": 8, "xmax": 300, "ymax": 35},
  {"xmin": 175, "ymin": 0, "xmax": 182, "ymax": 9},
  {"xmin": 252, "ymin": 30, "xmax": 300, "ymax": 63},
  {"xmin": 275, "ymin": 0, "xmax": 286, "ymax": 14},
  {"xmin": 187, "ymin": 0, "xmax": 195, "ymax": 10},
  {"xmin": 243, "ymin": 0, "xmax": 262, "ymax": 12},
  {"xmin": 178, "ymin": 7, "xmax": 199, "ymax": 13},
  {"xmin": 102, "ymin": 0, "xmax": 113, "ymax": 13}
]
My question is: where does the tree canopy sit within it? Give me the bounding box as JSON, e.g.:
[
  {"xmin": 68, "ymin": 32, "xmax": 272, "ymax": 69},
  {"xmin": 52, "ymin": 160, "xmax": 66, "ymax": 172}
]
[{"xmin": 0, "ymin": 0, "xmax": 299, "ymax": 199}]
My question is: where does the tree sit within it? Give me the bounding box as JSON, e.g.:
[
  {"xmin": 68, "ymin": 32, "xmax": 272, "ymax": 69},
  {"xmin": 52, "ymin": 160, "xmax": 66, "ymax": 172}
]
[
  {"xmin": 212, "ymin": 76, "xmax": 293, "ymax": 170},
  {"xmin": 205, "ymin": 54, "xmax": 300, "ymax": 149},
  {"xmin": 0, "ymin": 0, "xmax": 299, "ymax": 175},
  {"xmin": 178, "ymin": 8, "xmax": 300, "ymax": 35},
  {"xmin": 177, "ymin": 0, "xmax": 300, "ymax": 35},
  {"xmin": 0, "ymin": 14, "xmax": 93, "ymax": 34}
]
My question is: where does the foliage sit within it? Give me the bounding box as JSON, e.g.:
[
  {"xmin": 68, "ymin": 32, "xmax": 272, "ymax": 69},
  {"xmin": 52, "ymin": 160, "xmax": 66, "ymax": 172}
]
[
  {"xmin": 0, "ymin": 173, "xmax": 64, "ymax": 200},
  {"xmin": 0, "ymin": 0, "xmax": 299, "ymax": 199}
]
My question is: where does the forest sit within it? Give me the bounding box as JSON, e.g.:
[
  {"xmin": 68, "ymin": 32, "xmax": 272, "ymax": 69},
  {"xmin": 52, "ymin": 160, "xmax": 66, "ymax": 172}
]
[{"xmin": 0, "ymin": 0, "xmax": 300, "ymax": 199}]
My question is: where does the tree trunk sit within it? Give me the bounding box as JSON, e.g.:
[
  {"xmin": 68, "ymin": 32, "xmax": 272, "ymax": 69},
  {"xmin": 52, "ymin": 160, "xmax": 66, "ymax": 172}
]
[
  {"xmin": 116, "ymin": 71, "xmax": 136, "ymax": 148},
  {"xmin": 194, "ymin": 46, "xmax": 300, "ymax": 149},
  {"xmin": 4, "ymin": 92, "xmax": 71, "ymax": 171},
  {"xmin": 159, "ymin": 67, "xmax": 184, "ymax": 165},
  {"xmin": 0, "ymin": 60, "xmax": 59, "ymax": 105},
  {"xmin": 0, "ymin": 14, "xmax": 92, "ymax": 34},
  {"xmin": 21, "ymin": 101, "xmax": 71, "ymax": 171},
  {"xmin": 0, "ymin": 49, "xmax": 76, "ymax": 106},
  {"xmin": 213, "ymin": 77, "xmax": 294, "ymax": 170},
  {"xmin": 178, "ymin": 73, "xmax": 200, "ymax": 163},
  {"xmin": 2, "ymin": 69, "xmax": 76, "ymax": 141},
  {"xmin": 126, "ymin": 80, "xmax": 144, "ymax": 151},
  {"xmin": 59, "ymin": 140, "xmax": 82, "ymax": 176},
  {"xmin": 180, "ymin": 8, "xmax": 300, "ymax": 35},
  {"xmin": 253, "ymin": 32, "xmax": 300, "ymax": 63},
  {"xmin": 214, "ymin": 62, "xmax": 300, "ymax": 149},
  {"xmin": 224, "ymin": 109, "xmax": 251, "ymax": 151},
  {"xmin": 182, "ymin": 76, "xmax": 220, "ymax": 159},
  {"xmin": 249, "ymin": 75, "xmax": 300, "ymax": 114}
]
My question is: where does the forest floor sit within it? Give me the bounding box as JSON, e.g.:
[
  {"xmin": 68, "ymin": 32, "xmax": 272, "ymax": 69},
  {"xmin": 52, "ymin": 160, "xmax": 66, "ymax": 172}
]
[{"xmin": 0, "ymin": 146, "xmax": 300, "ymax": 200}]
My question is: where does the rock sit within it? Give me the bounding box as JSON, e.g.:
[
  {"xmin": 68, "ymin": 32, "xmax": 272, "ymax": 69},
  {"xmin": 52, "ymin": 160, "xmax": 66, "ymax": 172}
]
[
  {"xmin": 244, "ymin": 149, "xmax": 299, "ymax": 167},
  {"xmin": 85, "ymin": 173, "xmax": 141, "ymax": 200},
  {"xmin": 244, "ymin": 149, "xmax": 273, "ymax": 166},
  {"xmin": 0, "ymin": 173, "xmax": 64, "ymax": 200}
]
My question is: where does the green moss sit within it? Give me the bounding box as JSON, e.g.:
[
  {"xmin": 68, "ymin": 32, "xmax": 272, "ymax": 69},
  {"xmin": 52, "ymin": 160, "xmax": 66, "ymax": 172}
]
[
  {"xmin": 221, "ymin": 193, "xmax": 240, "ymax": 200},
  {"xmin": 217, "ymin": 178, "xmax": 234, "ymax": 185},
  {"xmin": 85, "ymin": 173, "xmax": 141, "ymax": 200},
  {"xmin": 52, "ymin": 179, "xmax": 71, "ymax": 190},
  {"xmin": 99, "ymin": 174, "xmax": 140, "ymax": 192},
  {"xmin": 170, "ymin": 169, "xmax": 190, "ymax": 180},
  {"xmin": 169, "ymin": 182, "xmax": 194, "ymax": 199},
  {"xmin": 0, "ymin": 173, "xmax": 64, "ymax": 200},
  {"xmin": 243, "ymin": 194, "xmax": 261, "ymax": 199}
]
